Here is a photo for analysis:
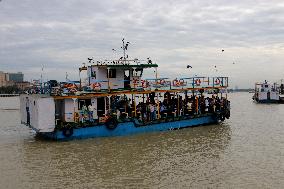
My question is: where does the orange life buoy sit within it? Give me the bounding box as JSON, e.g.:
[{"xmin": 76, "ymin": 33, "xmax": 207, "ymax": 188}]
[
  {"xmin": 195, "ymin": 79, "xmax": 201, "ymax": 86},
  {"xmin": 92, "ymin": 82, "xmax": 101, "ymax": 88},
  {"xmin": 69, "ymin": 88, "xmax": 77, "ymax": 93},
  {"xmin": 158, "ymin": 79, "xmax": 166, "ymax": 85},
  {"xmin": 215, "ymin": 78, "xmax": 221, "ymax": 85},
  {"xmin": 179, "ymin": 79, "xmax": 187, "ymax": 86},
  {"xmin": 132, "ymin": 79, "xmax": 138, "ymax": 84},
  {"xmin": 173, "ymin": 79, "xmax": 180, "ymax": 87},
  {"xmin": 141, "ymin": 80, "xmax": 149, "ymax": 88}
]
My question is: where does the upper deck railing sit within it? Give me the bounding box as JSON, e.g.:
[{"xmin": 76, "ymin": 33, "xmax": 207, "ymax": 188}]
[{"xmin": 136, "ymin": 76, "xmax": 228, "ymax": 90}]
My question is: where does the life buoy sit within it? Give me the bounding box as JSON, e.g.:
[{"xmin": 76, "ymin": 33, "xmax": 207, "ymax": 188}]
[
  {"xmin": 141, "ymin": 80, "xmax": 149, "ymax": 88},
  {"xmin": 215, "ymin": 78, "xmax": 221, "ymax": 85},
  {"xmin": 179, "ymin": 79, "xmax": 186, "ymax": 86},
  {"xmin": 157, "ymin": 79, "xmax": 166, "ymax": 85},
  {"xmin": 132, "ymin": 79, "xmax": 138, "ymax": 86},
  {"xmin": 105, "ymin": 117, "xmax": 118, "ymax": 130},
  {"xmin": 173, "ymin": 79, "xmax": 180, "ymax": 87},
  {"xmin": 62, "ymin": 124, "xmax": 73, "ymax": 137},
  {"xmin": 92, "ymin": 82, "xmax": 101, "ymax": 89},
  {"xmin": 195, "ymin": 79, "xmax": 201, "ymax": 86},
  {"xmin": 69, "ymin": 88, "xmax": 77, "ymax": 93}
]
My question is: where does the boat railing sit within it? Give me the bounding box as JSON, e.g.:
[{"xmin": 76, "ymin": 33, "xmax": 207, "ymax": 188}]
[
  {"xmin": 131, "ymin": 76, "xmax": 229, "ymax": 90},
  {"xmin": 26, "ymin": 76, "xmax": 228, "ymax": 96}
]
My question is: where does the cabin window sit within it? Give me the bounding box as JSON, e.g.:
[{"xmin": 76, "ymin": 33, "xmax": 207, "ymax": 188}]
[
  {"xmin": 91, "ymin": 70, "xmax": 96, "ymax": 78},
  {"xmin": 78, "ymin": 99, "xmax": 91, "ymax": 110},
  {"xmin": 265, "ymin": 85, "xmax": 268, "ymax": 88},
  {"xmin": 108, "ymin": 69, "xmax": 116, "ymax": 78},
  {"xmin": 133, "ymin": 68, "xmax": 143, "ymax": 77}
]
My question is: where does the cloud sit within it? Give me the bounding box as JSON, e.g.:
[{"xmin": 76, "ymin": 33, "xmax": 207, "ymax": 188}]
[{"xmin": 1, "ymin": 0, "xmax": 284, "ymax": 87}]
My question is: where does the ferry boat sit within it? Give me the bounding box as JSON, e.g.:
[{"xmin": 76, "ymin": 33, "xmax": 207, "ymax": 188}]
[
  {"xmin": 20, "ymin": 40, "xmax": 230, "ymax": 140},
  {"xmin": 253, "ymin": 81, "xmax": 280, "ymax": 103}
]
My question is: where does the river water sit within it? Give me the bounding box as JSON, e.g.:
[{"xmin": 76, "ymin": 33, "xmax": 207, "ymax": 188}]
[{"xmin": 0, "ymin": 93, "xmax": 283, "ymax": 189}]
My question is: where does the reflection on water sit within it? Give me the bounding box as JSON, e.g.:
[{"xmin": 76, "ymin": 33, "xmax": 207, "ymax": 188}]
[{"xmin": 0, "ymin": 94, "xmax": 284, "ymax": 188}]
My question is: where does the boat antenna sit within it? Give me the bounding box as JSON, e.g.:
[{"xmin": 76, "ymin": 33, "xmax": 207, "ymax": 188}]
[
  {"xmin": 40, "ymin": 65, "xmax": 44, "ymax": 83},
  {"xmin": 65, "ymin": 72, "xmax": 68, "ymax": 81},
  {"xmin": 40, "ymin": 65, "xmax": 44, "ymax": 93},
  {"xmin": 121, "ymin": 38, "xmax": 130, "ymax": 64}
]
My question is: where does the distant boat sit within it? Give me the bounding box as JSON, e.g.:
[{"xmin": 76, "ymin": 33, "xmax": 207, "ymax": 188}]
[{"xmin": 253, "ymin": 81, "xmax": 280, "ymax": 103}]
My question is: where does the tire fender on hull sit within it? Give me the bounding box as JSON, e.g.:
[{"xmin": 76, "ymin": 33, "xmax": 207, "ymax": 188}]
[
  {"xmin": 105, "ymin": 117, "xmax": 118, "ymax": 130},
  {"xmin": 62, "ymin": 127, "xmax": 73, "ymax": 137}
]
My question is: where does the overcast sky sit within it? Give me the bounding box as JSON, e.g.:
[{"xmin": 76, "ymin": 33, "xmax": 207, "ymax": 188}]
[{"xmin": 1, "ymin": 0, "xmax": 284, "ymax": 88}]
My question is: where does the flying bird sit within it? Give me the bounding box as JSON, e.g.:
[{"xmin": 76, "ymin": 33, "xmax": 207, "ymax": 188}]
[
  {"xmin": 88, "ymin": 58, "xmax": 93, "ymax": 63},
  {"xmin": 187, "ymin": 65, "xmax": 192, "ymax": 69}
]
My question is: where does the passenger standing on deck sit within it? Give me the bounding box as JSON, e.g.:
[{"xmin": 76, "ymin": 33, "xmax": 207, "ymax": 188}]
[
  {"xmin": 25, "ymin": 97, "xmax": 30, "ymax": 125},
  {"xmin": 160, "ymin": 103, "xmax": 165, "ymax": 117},
  {"xmin": 205, "ymin": 97, "xmax": 209, "ymax": 112},
  {"xmin": 82, "ymin": 104, "xmax": 88, "ymax": 122},
  {"xmin": 146, "ymin": 102, "xmax": 151, "ymax": 122},
  {"xmin": 88, "ymin": 104, "xmax": 94, "ymax": 122},
  {"xmin": 150, "ymin": 103, "xmax": 155, "ymax": 121}
]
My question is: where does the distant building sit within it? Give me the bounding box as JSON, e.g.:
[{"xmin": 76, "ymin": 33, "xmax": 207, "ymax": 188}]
[
  {"xmin": 15, "ymin": 81, "xmax": 30, "ymax": 90},
  {"xmin": 6, "ymin": 72, "xmax": 24, "ymax": 82},
  {"xmin": 0, "ymin": 71, "xmax": 13, "ymax": 87},
  {"xmin": 0, "ymin": 71, "xmax": 5, "ymax": 86},
  {"xmin": 0, "ymin": 71, "xmax": 27, "ymax": 88}
]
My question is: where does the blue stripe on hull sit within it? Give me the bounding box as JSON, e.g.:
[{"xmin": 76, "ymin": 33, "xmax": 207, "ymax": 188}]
[
  {"xmin": 41, "ymin": 115, "xmax": 218, "ymax": 140},
  {"xmin": 255, "ymin": 99, "xmax": 279, "ymax": 103}
]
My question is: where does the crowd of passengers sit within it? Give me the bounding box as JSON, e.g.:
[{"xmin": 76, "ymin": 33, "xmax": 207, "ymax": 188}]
[{"xmin": 114, "ymin": 92, "xmax": 230, "ymax": 122}]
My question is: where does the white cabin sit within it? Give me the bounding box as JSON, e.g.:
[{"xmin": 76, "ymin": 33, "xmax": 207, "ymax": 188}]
[
  {"xmin": 254, "ymin": 81, "xmax": 279, "ymax": 102},
  {"xmin": 20, "ymin": 94, "xmax": 56, "ymax": 132},
  {"xmin": 81, "ymin": 63, "xmax": 157, "ymax": 90}
]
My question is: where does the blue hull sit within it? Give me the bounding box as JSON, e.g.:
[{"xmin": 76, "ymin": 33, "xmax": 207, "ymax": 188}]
[
  {"xmin": 39, "ymin": 114, "xmax": 220, "ymax": 140},
  {"xmin": 255, "ymin": 99, "xmax": 279, "ymax": 103}
]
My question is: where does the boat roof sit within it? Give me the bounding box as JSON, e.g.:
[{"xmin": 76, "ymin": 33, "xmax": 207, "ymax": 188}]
[{"xmin": 90, "ymin": 63, "xmax": 158, "ymax": 69}]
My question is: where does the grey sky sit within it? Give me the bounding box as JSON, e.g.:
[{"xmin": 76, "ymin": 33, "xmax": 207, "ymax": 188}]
[{"xmin": 1, "ymin": 0, "xmax": 284, "ymax": 88}]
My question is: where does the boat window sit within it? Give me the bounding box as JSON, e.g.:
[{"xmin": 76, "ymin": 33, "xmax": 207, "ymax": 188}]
[
  {"xmin": 133, "ymin": 68, "xmax": 143, "ymax": 77},
  {"xmin": 265, "ymin": 85, "xmax": 268, "ymax": 88},
  {"xmin": 78, "ymin": 99, "xmax": 91, "ymax": 110},
  {"xmin": 91, "ymin": 70, "xmax": 96, "ymax": 78},
  {"xmin": 108, "ymin": 69, "xmax": 116, "ymax": 78}
]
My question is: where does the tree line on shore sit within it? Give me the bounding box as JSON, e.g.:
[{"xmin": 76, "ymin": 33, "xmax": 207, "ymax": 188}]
[{"xmin": 0, "ymin": 86, "xmax": 21, "ymax": 94}]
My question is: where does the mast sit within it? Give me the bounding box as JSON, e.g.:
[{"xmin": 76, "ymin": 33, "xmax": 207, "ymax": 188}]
[{"xmin": 121, "ymin": 38, "xmax": 130, "ymax": 64}]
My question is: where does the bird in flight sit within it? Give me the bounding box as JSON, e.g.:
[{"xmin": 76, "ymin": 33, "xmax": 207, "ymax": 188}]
[{"xmin": 187, "ymin": 65, "xmax": 192, "ymax": 68}]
